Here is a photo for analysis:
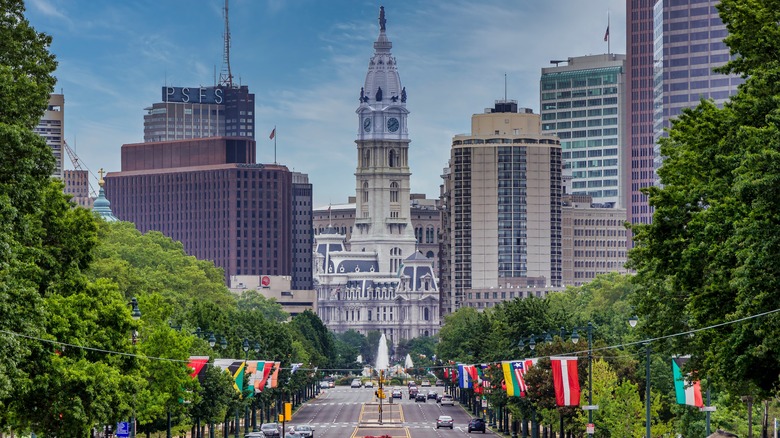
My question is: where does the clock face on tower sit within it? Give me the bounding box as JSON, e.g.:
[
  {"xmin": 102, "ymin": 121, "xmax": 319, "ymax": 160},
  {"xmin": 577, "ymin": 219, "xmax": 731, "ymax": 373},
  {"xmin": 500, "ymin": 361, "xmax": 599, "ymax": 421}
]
[
  {"xmin": 363, "ymin": 117, "xmax": 372, "ymax": 132},
  {"xmin": 387, "ymin": 117, "xmax": 399, "ymax": 132}
]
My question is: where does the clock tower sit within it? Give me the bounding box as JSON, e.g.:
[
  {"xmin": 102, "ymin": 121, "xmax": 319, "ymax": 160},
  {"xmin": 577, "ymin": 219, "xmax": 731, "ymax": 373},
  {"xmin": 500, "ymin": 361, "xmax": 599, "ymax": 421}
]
[{"xmin": 352, "ymin": 6, "xmax": 416, "ymax": 273}]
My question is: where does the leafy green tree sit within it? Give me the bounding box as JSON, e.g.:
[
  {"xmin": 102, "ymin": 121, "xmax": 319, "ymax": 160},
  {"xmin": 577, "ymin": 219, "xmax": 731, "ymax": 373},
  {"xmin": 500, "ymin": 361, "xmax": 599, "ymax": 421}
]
[
  {"xmin": 628, "ymin": 0, "xmax": 780, "ymax": 400},
  {"xmin": 236, "ymin": 290, "xmax": 288, "ymax": 323}
]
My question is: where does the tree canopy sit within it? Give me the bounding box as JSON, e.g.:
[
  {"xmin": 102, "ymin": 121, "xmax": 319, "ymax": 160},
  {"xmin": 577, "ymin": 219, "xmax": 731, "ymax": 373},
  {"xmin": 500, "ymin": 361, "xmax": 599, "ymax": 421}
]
[{"xmin": 628, "ymin": 0, "xmax": 780, "ymax": 400}]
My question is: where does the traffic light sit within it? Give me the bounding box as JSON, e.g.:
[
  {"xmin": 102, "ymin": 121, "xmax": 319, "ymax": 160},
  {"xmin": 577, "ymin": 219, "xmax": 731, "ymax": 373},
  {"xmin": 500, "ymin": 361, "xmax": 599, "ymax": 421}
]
[{"xmin": 375, "ymin": 389, "xmax": 385, "ymax": 399}]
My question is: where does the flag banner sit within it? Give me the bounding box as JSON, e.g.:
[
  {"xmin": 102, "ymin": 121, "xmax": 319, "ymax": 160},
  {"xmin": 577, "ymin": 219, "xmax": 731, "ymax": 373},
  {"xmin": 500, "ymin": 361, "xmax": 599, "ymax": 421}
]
[
  {"xmin": 255, "ymin": 361, "xmax": 275, "ymax": 392},
  {"xmin": 551, "ymin": 356, "xmax": 581, "ymax": 406},
  {"xmin": 502, "ymin": 359, "xmax": 533, "ymax": 397},
  {"xmin": 267, "ymin": 361, "xmax": 282, "ymax": 388},
  {"xmin": 187, "ymin": 356, "xmax": 209, "ymax": 382},
  {"xmin": 269, "ymin": 128, "xmax": 276, "ymax": 140},
  {"xmin": 672, "ymin": 356, "xmax": 703, "ymax": 407},
  {"xmin": 457, "ymin": 364, "xmax": 473, "ymax": 389},
  {"xmin": 213, "ymin": 359, "xmax": 246, "ymax": 394},
  {"xmin": 604, "ymin": 25, "xmax": 610, "ymax": 41}
]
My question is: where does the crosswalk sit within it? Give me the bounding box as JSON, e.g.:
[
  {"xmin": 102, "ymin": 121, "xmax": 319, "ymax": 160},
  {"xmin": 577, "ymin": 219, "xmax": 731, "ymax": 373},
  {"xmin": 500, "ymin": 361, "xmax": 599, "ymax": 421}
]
[{"xmin": 291, "ymin": 422, "xmax": 442, "ymax": 429}]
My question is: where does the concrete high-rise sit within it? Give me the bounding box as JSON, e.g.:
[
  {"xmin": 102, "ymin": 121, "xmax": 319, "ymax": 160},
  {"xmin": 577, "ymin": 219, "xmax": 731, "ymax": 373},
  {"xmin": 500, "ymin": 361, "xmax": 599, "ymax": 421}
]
[
  {"xmin": 291, "ymin": 172, "xmax": 313, "ymax": 290},
  {"xmin": 540, "ymin": 54, "xmax": 627, "ymax": 208},
  {"xmin": 34, "ymin": 93, "xmax": 64, "ymax": 179},
  {"xmin": 314, "ymin": 7, "xmax": 440, "ymax": 345},
  {"xmin": 440, "ymin": 100, "xmax": 563, "ymax": 313},
  {"xmin": 627, "ymin": 0, "xmax": 742, "ymax": 230}
]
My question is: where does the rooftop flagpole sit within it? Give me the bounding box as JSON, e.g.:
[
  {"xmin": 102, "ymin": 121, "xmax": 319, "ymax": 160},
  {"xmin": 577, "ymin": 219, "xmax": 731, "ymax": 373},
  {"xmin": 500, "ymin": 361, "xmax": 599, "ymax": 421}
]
[
  {"xmin": 269, "ymin": 126, "xmax": 277, "ymax": 164},
  {"xmin": 606, "ymin": 10, "xmax": 611, "ymax": 55}
]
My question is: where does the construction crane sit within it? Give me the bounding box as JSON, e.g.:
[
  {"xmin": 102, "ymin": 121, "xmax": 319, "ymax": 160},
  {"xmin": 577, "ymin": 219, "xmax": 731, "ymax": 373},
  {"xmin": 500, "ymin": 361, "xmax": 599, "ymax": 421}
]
[{"xmin": 63, "ymin": 140, "xmax": 98, "ymax": 198}]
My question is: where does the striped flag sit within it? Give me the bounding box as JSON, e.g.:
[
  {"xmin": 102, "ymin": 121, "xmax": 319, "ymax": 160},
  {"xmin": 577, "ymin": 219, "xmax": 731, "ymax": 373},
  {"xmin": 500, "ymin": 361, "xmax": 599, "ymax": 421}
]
[
  {"xmin": 458, "ymin": 364, "xmax": 474, "ymax": 389},
  {"xmin": 502, "ymin": 360, "xmax": 533, "ymax": 397},
  {"xmin": 551, "ymin": 357, "xmax": 580, "ymax": 406},
  {"xmin": 672, "ymin": 356, "xmax": 703, "ymax": 407}
]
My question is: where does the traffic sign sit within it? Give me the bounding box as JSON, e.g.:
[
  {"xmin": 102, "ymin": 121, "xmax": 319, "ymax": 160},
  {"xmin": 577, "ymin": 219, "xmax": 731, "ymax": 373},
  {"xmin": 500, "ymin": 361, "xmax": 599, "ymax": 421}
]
[
  {"xmin": 116, "ymin": 421, "xmax": 129, "ymax": 438},
  {"xmin": 582, "ymin": 405, "xmax": 599, "ymax": 410},
  {"xmin": 586, "ymin": 423, "xmax": 595, "ymax": 433}
]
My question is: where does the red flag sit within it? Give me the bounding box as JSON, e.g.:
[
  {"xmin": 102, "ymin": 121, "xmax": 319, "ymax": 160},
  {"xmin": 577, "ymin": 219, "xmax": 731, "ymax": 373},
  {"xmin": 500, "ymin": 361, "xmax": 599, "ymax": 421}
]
[
  {"xmin": 269, "ymin": 128, "xmax": 276, "ymax": 140},
  {"xmin": 551, "ymin": 357, "xmax": 580, "ymax": 406},
  {"xmin": 187, "ymin": 356, "xmax": 209, "ymax": 380},
  {"xmin": 604, "ymin": 25, "xmax": 609, "ymax": 42}
]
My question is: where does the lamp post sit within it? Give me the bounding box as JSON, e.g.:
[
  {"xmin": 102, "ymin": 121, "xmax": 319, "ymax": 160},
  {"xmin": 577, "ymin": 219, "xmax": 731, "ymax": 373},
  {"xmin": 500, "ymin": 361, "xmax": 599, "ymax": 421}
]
[
  {"xmin": 128, "ymin": 297, "xmax": 141, "ymax": 438},
  {"xmin": 517, "ymin": 334, "xmax": 542, "ymax": 438},
  {"xmin": 251, "ymin": 341, "xmax": 260, "ymax": 432},
  {"xmin": 629, "ymin": 315, "xmax": 651, "ymax": 438},
  {"xmin": 570, "ymin": 322, "xmax": 594, "ymax": 438}
]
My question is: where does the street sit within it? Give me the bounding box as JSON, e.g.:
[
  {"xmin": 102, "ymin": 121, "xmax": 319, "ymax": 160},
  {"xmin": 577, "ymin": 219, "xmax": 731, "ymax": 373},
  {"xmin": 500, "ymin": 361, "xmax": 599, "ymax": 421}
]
[{"xmin": 285, "ymin": 385, "xmax": 498, "ymax": 438}]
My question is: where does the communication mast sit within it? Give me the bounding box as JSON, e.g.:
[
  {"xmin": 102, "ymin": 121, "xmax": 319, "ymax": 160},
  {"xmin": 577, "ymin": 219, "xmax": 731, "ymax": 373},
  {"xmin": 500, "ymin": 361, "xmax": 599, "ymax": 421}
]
[{"xmin": 218, "ymin": 0, "xmax": 234, "ymax": 88}]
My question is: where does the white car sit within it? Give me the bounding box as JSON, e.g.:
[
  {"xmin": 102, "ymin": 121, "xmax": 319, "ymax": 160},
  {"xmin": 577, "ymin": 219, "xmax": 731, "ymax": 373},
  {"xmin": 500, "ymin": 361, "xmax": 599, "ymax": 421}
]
[
  {"xmin": 363, "ymin": 381, "xmax": 374, "ymax": 388},
  {"xmin": 260, "ymin": 422, "xmax": 281, "ymax": 437},
  {"xmin": 440, "ymin": 394, "xmax": 455, "ymax": 406},
  {"xmin": 351, "ymin": 379, "xmax": 362, "ymax": 388}
]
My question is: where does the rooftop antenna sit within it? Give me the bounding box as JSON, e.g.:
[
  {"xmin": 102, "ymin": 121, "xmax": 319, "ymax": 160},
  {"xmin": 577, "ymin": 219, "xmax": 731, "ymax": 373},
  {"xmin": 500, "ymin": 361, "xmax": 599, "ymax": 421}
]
[
  {"xmin": 218, "ymin": 0, "xmax": 234, "ymax": 88},
  {"xmin": 504, "ymin": 73, "xmax": 507, "ymax": 101}
]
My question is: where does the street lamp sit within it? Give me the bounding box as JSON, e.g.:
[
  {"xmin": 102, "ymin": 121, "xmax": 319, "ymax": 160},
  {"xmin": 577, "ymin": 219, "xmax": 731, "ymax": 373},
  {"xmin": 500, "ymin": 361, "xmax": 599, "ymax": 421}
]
[
  {"xmin": 127, "ymin": 298, "xmax": 141, "ymax": 438},
  {"xmin": 570, "ymin": 322, "xmax": 594, "ymax": 438},
  {"xmin": 628, "ymin": 316, "xmax": 651, "ymax": 438}
]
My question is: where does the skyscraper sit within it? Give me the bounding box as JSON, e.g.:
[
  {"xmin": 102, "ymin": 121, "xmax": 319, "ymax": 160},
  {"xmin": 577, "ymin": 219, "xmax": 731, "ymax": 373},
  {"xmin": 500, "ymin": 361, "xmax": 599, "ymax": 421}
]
[
  {"xmin": 540, "ymin": 54, "xmax": 627, "ymax": 208},
  {"xmin": 440, "ymin": 100, "xmax": 563, "ymax": 313},
  {"xmin": 104, "ymin": 137, "xmax": 294, "ymax": 283},
  {"xmin": 34, "ymin": 93, "xmax": 64, "ymax": 179},
  {"xmin": 314, "ymin": 7, "xmax": 440, "ymax": 344},
  {"xmin": 143, "ymin": 85, "xmax": 255, "ymax": 142},
  {"xmin": 627, "ymin": 0, "xmax": 742, "ymax": 230}
]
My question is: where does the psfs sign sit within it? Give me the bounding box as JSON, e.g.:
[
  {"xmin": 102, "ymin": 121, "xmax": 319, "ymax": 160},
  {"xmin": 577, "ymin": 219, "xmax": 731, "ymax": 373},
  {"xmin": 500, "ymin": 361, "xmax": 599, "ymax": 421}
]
[{"xmin": 162, "ymin": 86, "xmax": 224, "ymax": 104}]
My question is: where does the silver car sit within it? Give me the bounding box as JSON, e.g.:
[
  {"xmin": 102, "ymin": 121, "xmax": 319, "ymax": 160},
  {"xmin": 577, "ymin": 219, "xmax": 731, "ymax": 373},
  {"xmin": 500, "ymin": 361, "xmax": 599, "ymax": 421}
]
[
  {"xmin": 436, "ymin": 415, "xmax": 454, "ymax": 429},
  {"xmin": 292, "ymin": 424, "xmax": 314, "ymax": 437},
  {"xmin": 260, "ymin": 422, "xmax": 281, "ymax": 437}
]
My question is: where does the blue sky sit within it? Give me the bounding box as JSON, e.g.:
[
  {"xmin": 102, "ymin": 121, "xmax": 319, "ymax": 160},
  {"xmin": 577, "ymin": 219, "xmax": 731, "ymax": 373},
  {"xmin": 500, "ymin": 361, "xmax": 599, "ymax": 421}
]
[{"xmin": 26, "ymin": 0, "xmax": 625, "ymax": 207}]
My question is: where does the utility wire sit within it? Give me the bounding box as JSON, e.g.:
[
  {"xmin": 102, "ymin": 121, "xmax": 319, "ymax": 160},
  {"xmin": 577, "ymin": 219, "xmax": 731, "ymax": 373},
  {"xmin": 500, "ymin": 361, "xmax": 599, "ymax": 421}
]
[{"xmin": 1, "ymin": 307, "xmax": 778, "ymax": 368}]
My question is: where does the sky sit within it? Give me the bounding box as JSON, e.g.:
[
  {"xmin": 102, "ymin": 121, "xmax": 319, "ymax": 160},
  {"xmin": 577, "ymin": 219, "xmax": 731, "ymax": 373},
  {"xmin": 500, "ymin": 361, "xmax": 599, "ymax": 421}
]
[{"xmin": 25, "ymin": 0, "xmax": 626, "ymax": 207}]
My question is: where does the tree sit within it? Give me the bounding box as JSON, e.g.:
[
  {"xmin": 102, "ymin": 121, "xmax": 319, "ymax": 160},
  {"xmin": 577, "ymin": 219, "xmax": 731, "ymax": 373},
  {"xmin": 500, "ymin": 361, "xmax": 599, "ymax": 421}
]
[
  {"xmin": 628, "ymin": 0, "xmax": 780, "ymax": 399},
  {"xmin": 237, "ymin": 290, "xmax": 288, "ymax": 323}
]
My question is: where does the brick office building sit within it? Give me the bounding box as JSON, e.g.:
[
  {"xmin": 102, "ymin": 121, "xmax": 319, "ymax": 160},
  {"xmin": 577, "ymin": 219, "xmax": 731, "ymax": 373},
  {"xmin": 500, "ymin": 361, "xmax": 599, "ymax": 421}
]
[{"xmin": 105, "ymin": 137, "xmax": 294, "ymax": 282}]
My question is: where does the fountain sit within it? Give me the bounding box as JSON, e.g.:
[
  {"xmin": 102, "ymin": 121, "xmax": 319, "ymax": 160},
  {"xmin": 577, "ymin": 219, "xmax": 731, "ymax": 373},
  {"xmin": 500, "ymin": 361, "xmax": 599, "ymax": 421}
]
[{"xmin": 376, "ymin": 334, "xmax": 390, "ymax": 424}]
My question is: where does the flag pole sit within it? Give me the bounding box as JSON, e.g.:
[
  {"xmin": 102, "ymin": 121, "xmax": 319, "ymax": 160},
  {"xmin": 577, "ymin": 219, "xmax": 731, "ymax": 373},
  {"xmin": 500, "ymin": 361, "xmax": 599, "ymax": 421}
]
[
  {"xmin": 274, "ymin": 125, "xmax": 277, "ymax": 164},
  {"xmin": 607, "ymin": 10, "xmax": 611, "ymax": 55}
]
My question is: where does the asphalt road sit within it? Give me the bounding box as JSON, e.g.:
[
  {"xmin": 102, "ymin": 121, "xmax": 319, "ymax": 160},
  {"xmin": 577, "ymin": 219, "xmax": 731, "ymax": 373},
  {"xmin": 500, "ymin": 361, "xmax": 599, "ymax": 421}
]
[{"xmin": 283, "ymin": 385, "xmax": 498, "ymax": 438}]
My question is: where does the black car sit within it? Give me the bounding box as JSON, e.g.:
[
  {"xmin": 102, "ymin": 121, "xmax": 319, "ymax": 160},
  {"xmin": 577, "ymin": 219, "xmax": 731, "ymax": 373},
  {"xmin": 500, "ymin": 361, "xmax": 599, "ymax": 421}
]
[
  {"xmin": 427, "ymin": 390, "xmax": 438, "ymax": 400},
  {"xmin": 468, "ymin": 418, "xmax": 486, "ymax": 433},
  {"xmin": 408, "ymin": 387, "xmax": 419, "ymax": 400},
  {"xmin": 415, "ymin": 393, "xmax": 427, "ymax": 402}
]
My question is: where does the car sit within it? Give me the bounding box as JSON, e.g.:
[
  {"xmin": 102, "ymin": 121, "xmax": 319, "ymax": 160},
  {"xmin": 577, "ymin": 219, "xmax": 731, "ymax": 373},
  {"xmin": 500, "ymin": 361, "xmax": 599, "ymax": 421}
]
[
  {"xmin": 285, "ymin": 434, "xmax": 303, "ymax": 438},
  {"xmin": 328, "ymin": 381, "xmax": 335, "ymax": 388},
  {"xmin": 415, "ymin": 393, "xmax": 427, "ymax": 402},
  {"xmin": 363, "ymin": 381, "xmax": 374, "ymax": 388},
  {"xmin": 436, "ymin": 415, "xmax": 454, "ymax": 429},
  {"xmin": 436, "ymin": 393, "xmax": 443, "ymax": 403},
  {"xmin": 244, "ymin": 433, "xmax": 264, "ymax": 438},
  {"xmin": 467, "ymin": 418, "xmax": 486, "ymax": 433},
  {"xmin": 407, "ymin": 380, "xmax": 416, "ymax": 388},
  {"xmin": 408, "ymin": 387, "xmax": 419, "ymax": 399},
  {"xmin": 392, "ymin": 389, "xmax": 402, "ymax": 399},
  {"xmin": 260, "ymin": 422, "xmax": 281, "ymax": 437},
  {"xmin": 435, "ymin": 379, "xmax": 444, "ymax": 386},
  {"xmin": 318, "ymin": 381, "xmax": 329, "ymax": 389},
  {"xmin": 421, "ymin": 379, "xmax": 431, "ymax": 387},
  {"xmin": 351, "ymin": 379, "xmax": 362, "ymax": 388},
  {"xmin": 291, "ymin": 424, "xmax": 314, "ymax": 437},
  {"xmin": 427, "ymin": 390, "xmax": 438, "ymax": 400},
  {"xmin": 440, "ymin": 395, "xmax": 455, "ymax": 406}
]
